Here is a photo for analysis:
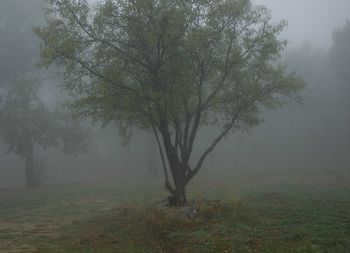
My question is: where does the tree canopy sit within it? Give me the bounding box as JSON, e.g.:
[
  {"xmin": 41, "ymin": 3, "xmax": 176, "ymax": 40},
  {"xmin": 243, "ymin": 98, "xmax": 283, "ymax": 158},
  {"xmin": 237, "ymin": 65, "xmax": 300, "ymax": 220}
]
[
  {"xmin": 0, "ymin": 76, "xmax": 88, "ymax": 187},
  {"xmin": 35, "ymin": 0, "xmax": 304, "ymax": 204}
]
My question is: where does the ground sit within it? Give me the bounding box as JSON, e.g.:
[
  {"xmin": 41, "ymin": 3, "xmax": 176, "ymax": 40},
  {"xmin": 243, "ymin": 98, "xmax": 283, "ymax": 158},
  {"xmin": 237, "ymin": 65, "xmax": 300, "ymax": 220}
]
[{"xmin": 0, "ymin": 171, "xmax": 349, "ymax": 252}]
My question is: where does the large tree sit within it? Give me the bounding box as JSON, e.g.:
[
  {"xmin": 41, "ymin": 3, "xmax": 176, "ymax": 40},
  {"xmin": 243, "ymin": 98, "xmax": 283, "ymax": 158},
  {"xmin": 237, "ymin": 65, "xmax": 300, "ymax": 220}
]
[
  {"xmin": 35, "ymin": 0, "xmax": 304, "ymax": 204},
  {"xmin": 0, "ymin": 76, "xmax": 87, "ymax": 187}
]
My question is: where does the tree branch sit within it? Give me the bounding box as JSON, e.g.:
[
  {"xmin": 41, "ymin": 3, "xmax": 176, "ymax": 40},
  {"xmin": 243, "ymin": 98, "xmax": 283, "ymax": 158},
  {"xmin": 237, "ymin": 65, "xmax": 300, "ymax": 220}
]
[
  {"xmin": 183, "ymin": 61, "xmax": 206, "ymax": 163},
  {"xmin": 65, "ymin": 3, "xmax": 150, "ymax": 70},
  {"xmin": 187, "ymin": 93, "xmax": 264, "ymax": 182},
  {"xmin": 147, "ymin": 102, "xmax": 174, "ymax": 193}
]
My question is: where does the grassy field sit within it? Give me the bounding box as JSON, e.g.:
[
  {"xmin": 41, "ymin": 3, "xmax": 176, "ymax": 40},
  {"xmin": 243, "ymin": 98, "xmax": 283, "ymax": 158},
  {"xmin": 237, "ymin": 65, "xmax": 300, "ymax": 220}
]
[{"xmin": 0, "ymin": 171, "xmax": 350, "ymax": 253}]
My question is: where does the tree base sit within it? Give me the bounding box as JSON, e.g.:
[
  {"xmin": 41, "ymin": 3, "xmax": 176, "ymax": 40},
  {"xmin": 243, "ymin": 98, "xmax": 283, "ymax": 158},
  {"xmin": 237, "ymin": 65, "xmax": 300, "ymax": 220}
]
[{"xmin": 161, "ymin": 195, "xmax": 187, "ymax": 207}]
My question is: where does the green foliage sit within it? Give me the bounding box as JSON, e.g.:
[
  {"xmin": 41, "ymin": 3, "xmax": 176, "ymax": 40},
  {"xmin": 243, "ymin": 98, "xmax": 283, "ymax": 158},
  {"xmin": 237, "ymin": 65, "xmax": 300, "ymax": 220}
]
[
  {"xmin": 0, "ymin": 77, "xmax": 57, "ymax": 156},
  {"xmin": 0, "ymin": 76, "xmax": 87, "ymax": 158},
  {"xmin": 0, "ymin": 74, "xmax": 88, "ymax": 187},
  {"xmin": 35, "ymin": 0, "xmax": 304, "ymax": 137},
  {"xmin": 35, "ymin": 0, "xmax": 305, "ymax": 196}
]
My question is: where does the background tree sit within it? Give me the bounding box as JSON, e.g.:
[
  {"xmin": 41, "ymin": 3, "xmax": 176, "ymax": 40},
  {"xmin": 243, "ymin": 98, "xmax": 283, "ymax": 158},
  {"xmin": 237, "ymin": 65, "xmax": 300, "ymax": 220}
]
[
  {"xmin": 35, "ymin": 0, "xmax": 304, "ymax": 204},
  {"xmin": 330, "ymin": 20, "xmax": 350, "ymax": 153},
  {"xmin": 330, "ymin": 20, "xmax": 350, "ymax": 84},
  {"xmin": 0, "ymin": 76, "xmax": 87, "ymax": 187}
]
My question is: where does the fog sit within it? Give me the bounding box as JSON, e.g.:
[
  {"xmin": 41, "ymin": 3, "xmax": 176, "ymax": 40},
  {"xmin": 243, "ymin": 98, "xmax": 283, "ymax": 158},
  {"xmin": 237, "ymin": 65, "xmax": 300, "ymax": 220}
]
[
  {"xmin": 253, "ymin": 0, "xmax": 350, "ymax": 49},
  {"xmin": 0, "ymin": 0, "xmax": 349, "ymax": 188}
]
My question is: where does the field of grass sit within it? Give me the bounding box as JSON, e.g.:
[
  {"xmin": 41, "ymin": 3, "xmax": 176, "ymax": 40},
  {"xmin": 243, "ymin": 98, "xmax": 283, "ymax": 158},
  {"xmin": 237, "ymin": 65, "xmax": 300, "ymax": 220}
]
[{"xmin": 0, "ymin": 171, "xmax": 350, "ymax": 252}]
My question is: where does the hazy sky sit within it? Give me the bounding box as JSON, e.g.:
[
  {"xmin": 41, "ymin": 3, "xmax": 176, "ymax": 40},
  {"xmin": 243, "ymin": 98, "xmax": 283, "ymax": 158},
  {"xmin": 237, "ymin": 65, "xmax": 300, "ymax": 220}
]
[
  {"xmin": 88, "ymin": 0, "xmax": 350, "ymax": 49},
  {"xmin": 87, "ymin": 0, "xmax": 350, "ymax": 49},
  {"xmin": 253, "ymin": 0, "xmax": 350, "ymax": 49}
]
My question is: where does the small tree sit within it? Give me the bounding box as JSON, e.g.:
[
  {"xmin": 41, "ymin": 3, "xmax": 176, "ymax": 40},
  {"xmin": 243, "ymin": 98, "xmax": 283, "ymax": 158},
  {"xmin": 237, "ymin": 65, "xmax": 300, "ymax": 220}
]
[
  {"xmin": 35, "ymin": 0, "xmax": 304, "ymax": 204},
  {"xmin": 0, "ymin": 76, "xmax": 87, "ymax": 187}
]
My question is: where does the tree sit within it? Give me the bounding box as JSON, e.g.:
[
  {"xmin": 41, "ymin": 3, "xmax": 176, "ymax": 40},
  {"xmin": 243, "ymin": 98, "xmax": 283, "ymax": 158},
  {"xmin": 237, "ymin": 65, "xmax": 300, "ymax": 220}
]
[
  {"xmin": 35, "ymin": 0, "xmax": 304, "ymax": 204},
  {"xmin": 0, "ymin": 76, "xmax": 87, "ymax": 187},
  {"xmin": 331, "ymin": 21, "xmax": 350, "ymax": 83},
  {"xmin": 330, "ymin": 20, "xmax": 350, "ymax": 84},
  {"xmin": 330, "ymin": 20, "xmax": 350, "ymax": 155}
]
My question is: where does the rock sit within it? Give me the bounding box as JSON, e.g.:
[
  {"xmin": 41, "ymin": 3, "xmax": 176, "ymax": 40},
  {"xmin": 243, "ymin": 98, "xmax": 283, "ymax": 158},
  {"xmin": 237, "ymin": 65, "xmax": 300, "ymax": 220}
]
[{"xmin": 177, "ymin": 206, "xmax": 197, "ymax": 220}]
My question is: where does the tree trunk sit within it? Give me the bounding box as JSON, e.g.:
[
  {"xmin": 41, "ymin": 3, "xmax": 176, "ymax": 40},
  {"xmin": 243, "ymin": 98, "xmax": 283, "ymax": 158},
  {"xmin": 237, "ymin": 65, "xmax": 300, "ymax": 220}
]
[
  {"xmin": 168, "ymin": 159, "xmax": 188, "ymax": 206},
  {"xmin": 173, "ymin": 178, "xmax": 187, "ymax": 205},
  {"xmin": 25, "ymin": 148, "xmax": 37, "ymax": 188},
  {"xmin": 158, "ymin": 115, "xmax": 190, "ymax": 206}
]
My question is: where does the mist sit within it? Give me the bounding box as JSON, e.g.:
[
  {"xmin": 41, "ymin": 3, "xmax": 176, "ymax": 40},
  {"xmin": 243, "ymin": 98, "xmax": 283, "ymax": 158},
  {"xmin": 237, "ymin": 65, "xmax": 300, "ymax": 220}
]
[
  {"xmin": 0, "ymin": 0, "xmax": 350, "ymax": 187},
  {"xmin": 0, "ymin": 1, "xmax": 349, "ymax": 251},
  {"xmin": 0, "ymin": 0, "xmax": 349, "ymax": 187},
  {"xmin": 254, "ymin": 0, "xmax": 350, "ymax": 49}
]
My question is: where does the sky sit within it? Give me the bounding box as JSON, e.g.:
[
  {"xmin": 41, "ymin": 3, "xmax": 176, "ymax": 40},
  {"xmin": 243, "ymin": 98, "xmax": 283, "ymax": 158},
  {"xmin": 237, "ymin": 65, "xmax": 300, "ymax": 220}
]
[
  {"xmin": 253, "ymin": 0, "xmax": 350, "ymax": 49},
  {"xmin": 87, "ymin": 0, "xmax": 350, "ymax": 49}
]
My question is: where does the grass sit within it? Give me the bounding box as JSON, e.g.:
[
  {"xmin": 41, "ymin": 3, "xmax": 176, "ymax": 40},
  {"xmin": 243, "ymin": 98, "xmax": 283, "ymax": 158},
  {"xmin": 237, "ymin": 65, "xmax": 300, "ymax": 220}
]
[{"xmin": 0, "ymin": 172, "xmax": 350, "ymax": 252}]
